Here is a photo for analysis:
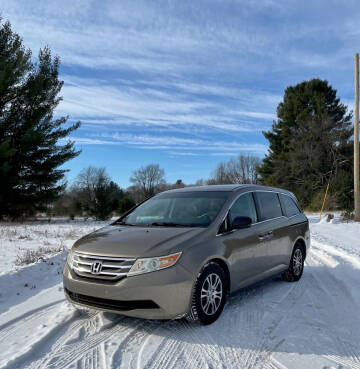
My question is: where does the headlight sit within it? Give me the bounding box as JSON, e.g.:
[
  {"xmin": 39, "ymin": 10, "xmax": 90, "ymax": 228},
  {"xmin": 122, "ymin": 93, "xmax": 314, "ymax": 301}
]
[
  {"xmin": 66, "ymin": 250, "xmax": 74, "ymax": 269},
  {"xmin": 128, "ymin": 252, "xmax": 182, "ymax": 276}
]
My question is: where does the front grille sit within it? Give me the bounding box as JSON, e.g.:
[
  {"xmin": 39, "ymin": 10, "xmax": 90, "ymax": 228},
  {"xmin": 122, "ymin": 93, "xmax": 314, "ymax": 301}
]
[
  {"xmin": 72, "ymin": 252, "xmax": 135, "ymax": 281},
  {"xmin": 65, "ymin": 288, "xmax": 159, "ymax": 311}
]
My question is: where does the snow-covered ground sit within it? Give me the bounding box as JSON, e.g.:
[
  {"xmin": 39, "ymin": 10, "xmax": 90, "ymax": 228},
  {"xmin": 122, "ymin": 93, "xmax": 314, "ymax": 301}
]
[
  {"xmin": 0, "ymin": 219, "xmax": 108, "ymax": 274},
  {"xmin": 0, "ymin": 215, "xmax": 360, "ymax": 369}
]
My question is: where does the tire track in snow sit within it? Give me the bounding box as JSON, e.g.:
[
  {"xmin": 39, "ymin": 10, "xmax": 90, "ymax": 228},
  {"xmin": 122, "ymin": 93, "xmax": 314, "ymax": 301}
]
[
  {"xmin": 171, "ymin": 320, "xmax": 211, "ymax": 369},
  {"xmin": 108, "ymin": 319, "xmax": 155, "ymax": 369},
  {"xmin": 28, "ymin": 313, "xmax": 132, "ymax": 369},
  {"xmin": 135, "ymin": 321, "xmax": 196, "ymax": 369},
  {"xmin": 248, "ymin": 276, "xmax": 308, "ymax": 369},
  {"xmin": 2, "ymin": 309, "xmax": 83, "ymax": 369},
  {"xmin": 310, "ymin": 228, "xmax": 360, "ymax": 259},
  {"xmin": 136, "ymin": 319, "xmax": 217, "ymax": 369},
  {"xmin": 141, "ymin": 323, "xmax": 191, "ymax": 369},
  {"xmin": 223, "ymin": 275, "xmax": 307, "ymax": 369},
  {"xmin": 29, "ymin": 310, "xmax": 101, "ymax": 369},
  {"xmin": 309, "ymin": 247, "xmax": 357, "ymax": 304},
  {"xmin": 305, "ymin": 238, "xmax": 360, "ymax": 369},
  {"xmin": 64, "ymin": 313, "xmax": 107, "ymax": 369},
  {"xmin": 136, "ymin": 274, "xmax": 307, "ymax": 369}
]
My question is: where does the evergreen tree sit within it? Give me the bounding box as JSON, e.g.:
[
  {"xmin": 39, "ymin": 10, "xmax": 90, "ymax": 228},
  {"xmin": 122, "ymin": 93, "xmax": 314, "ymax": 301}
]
[
  {"xmin": 94, "ymin": 180, "xmax": 125, "ymax": 220},
  {"xmin": 118, "ymin": 196, "xmax": 135, "ymax": 215},
  {"xmin": 258, "ymin": 79, "xmax": 353, "ymax": 209},
  {"xmin": 0, "ymin": 20, "xmax": 80, "ymax": 218}
]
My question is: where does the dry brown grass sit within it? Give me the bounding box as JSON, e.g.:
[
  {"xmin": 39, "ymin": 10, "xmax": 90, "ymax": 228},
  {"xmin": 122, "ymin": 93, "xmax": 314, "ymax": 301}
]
[{"xmin": 15, "ymin": 245, "xmax": 65, "ymax": 266}]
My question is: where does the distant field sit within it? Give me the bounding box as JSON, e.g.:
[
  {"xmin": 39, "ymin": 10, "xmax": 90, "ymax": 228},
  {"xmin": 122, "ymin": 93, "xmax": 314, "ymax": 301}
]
[{"xmin": 0, "ymin": 219, "xmax": 109, "ymax": 274}]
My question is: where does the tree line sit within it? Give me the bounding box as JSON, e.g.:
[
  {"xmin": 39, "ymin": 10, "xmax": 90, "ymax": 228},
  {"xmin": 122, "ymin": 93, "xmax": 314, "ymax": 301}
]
[
  {"xmin": 51, "ymin": 155, "xmax": 261, "ymax": 220},
  {"xmin": 0, "ymin": 19, "xmax": 355, "ymax": 220}
]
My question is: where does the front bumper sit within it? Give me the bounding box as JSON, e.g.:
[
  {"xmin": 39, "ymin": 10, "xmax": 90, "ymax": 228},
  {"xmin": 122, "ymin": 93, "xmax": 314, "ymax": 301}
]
[{"xmin": 63, "ymin": 262, "xmax": 194, "ymax": 320}]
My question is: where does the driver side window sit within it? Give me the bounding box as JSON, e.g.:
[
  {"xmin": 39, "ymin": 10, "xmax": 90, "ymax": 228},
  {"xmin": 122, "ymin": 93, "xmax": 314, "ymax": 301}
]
[{"xmin": 229, "ymin": 192, "xmax": 257, "ymax": 225}]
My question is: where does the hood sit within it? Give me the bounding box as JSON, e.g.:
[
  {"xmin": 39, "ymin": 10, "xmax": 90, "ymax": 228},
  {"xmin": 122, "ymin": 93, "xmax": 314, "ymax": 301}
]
[{"xmin": 72, "ymin": 225, "xmax": 204, "ymax": 258}]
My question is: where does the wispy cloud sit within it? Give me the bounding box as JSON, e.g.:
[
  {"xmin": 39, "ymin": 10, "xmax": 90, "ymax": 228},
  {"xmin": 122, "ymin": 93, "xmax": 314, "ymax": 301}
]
[
  {"xmin": 58, "ymin": 75, "xmax": 276, "ymax": 135},
  {"xmin": 70, "ymin": 134, "xmax": 268, "ymax": 155},
  {"xmin": 2, "ymin": 0, "xmax": 358, "ymax": 185},
  {"xmin": 2, "ymin": 0, "xmax": 355, "ymax": 75}
]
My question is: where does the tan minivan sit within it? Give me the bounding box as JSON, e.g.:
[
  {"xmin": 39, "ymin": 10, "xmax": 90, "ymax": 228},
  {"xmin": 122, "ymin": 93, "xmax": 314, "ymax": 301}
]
[{"xmin": 63, "ymin": 184, "xmax": 310, "ymax": 324}]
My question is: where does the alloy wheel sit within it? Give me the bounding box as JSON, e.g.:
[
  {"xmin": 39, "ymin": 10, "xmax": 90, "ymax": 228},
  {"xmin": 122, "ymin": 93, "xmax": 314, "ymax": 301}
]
[
  {"xmin": 200, "ymin": 273, "xmax": 223, "ymax": 315},
  {"xmin": 293, "ymin": 248, "xmax": 303, "ymax": 276}
]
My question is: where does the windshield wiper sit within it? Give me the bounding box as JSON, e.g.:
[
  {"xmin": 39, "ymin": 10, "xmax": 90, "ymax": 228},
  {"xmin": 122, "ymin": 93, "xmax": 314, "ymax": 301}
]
[
  {"xmin": 150, "ymin": 222, "xmax": 193, "ymax": 227},
  {"xmin": 113, "ymin": 221, "xmax": 135, "ymax": 226}
]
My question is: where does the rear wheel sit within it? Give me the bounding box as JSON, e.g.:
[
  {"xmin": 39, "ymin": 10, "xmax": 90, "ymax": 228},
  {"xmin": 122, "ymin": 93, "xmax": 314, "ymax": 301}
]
[
  {"xmin": 188, "ymin": 262, "xmax": 227, "ymax": 325},
  {"xmin": 282, "ymin": 243, "xmax": 305, "ymax": 282}
]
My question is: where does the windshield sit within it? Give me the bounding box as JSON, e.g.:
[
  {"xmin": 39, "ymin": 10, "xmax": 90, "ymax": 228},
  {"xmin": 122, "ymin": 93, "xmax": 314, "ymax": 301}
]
[{"xmin": 116, "ymin": 191, "xmax": 229, "ymax": 227}]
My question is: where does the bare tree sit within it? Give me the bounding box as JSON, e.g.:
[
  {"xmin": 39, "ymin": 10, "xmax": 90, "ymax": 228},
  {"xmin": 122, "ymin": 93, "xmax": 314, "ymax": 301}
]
[
  {"xmin": 130, "ymin": 164, "xmax": 165, "ymax": 199},
  {"xmin": 210, "ymin": 154, "xmax": 260, "ymax": 185},
  {"xmin": 73, "ymin": 166, "xmax": 121, "ymax": 219},
  {"xmin": 75, "ymin": 167, "xmax": 108, "ymax": 208}
]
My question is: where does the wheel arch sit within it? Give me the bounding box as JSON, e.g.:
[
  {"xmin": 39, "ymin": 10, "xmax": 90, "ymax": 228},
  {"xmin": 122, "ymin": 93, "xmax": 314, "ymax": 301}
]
[
  {"xmin": 293, "ymin": 236, "xmax": 307, "ymax": 259},
  {"xmin": 201, "ymin": 257, "xmax": 231, "ymax": 294}
]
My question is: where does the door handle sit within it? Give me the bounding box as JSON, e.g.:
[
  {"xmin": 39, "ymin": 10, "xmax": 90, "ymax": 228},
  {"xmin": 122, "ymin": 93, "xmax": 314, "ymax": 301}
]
[{"xmin": 258, "ymin": 231, "xmax": 273, "ymax": 241}]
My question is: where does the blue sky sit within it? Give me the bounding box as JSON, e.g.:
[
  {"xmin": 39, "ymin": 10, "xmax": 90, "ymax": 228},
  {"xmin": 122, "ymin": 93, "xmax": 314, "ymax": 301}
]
[{"xmin": 1, "ymin": 0, "xmax": 359, "ymax": 187}]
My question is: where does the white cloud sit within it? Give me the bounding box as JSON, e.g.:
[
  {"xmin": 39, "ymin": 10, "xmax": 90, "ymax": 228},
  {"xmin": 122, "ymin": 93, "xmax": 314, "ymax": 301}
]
[
  {"xmin": 2, "ymin": 0, "xmax": 355, "ymax": 75},
  {"xmin": 2, "ymin": 0, "xmax": 357, "ymax": 177},
  {"xmin": 57, "ymin": 75, "xmax": 276, "ymax": 134},
  {"xmin": 70, "ymin": 134, "xmax": 268, "ymax": 155}
]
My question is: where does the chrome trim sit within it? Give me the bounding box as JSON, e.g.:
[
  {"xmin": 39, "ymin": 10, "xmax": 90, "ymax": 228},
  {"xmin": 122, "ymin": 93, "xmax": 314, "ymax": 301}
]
[
  {"xmin": 288, "ymin": 214, "xmax": 301, "ymax": 219},
  {"xmin": 72, "ymin": 252, "xmax": 136, "ymax": 280},
  {"xmin": 216, "ymin": 216, "xmax": 287, "ymax": 237},
  {"xmin": 76, "ymin": 260, "xmax": 92, "ymax": 266},
  {"xmin": 75, "ymin": 260, "xmax": 132, "ymax": 269},
  {"xmin": 74, "ymin": 252, "xmax": 135, "ymax": 261},
  {"xmin": 102, "ymin": 263, "xmax": 133, "ymax": 269},
  {"xmin": 73, "ymin": 266, "xmax": 127, "ymax": 276}
]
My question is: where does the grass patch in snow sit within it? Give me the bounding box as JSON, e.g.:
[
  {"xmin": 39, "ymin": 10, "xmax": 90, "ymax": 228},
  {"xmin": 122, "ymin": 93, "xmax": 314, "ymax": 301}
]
[{"xmin": 15, "ymin": 245, "xmax": 65, "ymax": 266}]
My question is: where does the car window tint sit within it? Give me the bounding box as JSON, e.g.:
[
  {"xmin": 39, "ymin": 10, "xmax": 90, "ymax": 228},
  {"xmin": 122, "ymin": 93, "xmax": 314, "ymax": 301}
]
[
  {"xmin": 123, "ymin": 191, "xmax": 229, "ymax": 227},
  {"xmin": 256, "ymin": 192, "xmax": 282, "ymax": 221},
  {"xmin": 280, "ymin": 194, "xmax": 300, "ymax": 217},
  {"xmin": 229, "ymin": 192, "xmax": 257, "ymax": 224}
]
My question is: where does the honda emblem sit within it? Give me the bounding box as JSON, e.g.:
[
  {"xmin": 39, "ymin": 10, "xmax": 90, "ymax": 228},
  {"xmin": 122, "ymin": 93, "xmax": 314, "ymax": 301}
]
[{"xmin": 91, "ymin": 261, "xmax": 103, "ymax": 274}]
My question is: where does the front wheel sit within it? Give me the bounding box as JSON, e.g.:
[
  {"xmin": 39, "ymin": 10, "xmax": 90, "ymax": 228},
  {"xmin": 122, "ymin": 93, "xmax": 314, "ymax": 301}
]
[
  {"xmin": 188, "ymin": 262, "xmax": 227, "ymax": 325},
  {"xmin": 282, "ymin": 244, "xmax": 305, "ymax": 282}
]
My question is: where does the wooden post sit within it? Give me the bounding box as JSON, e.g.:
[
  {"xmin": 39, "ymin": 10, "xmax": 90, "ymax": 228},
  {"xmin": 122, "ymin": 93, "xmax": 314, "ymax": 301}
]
[
  {"xmin": 319, "ymin": 182, "xmax": 330, "ymax": 222},
  {"xmin": 355, "ymin": 53, "xmax": 360, "ymax": 221}
]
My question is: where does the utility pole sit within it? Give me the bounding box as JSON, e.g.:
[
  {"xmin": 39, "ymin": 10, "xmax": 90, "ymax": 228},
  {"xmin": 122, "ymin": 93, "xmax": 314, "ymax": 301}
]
[{"xmin": 355, "ymin": 53, "xmax": 360, "ymax": 221}]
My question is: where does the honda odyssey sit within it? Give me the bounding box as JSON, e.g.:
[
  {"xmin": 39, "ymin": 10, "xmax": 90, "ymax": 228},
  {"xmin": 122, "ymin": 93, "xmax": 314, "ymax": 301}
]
[{"xmin": 63, "ymin": 184, "xmax": 310, "ymax": 325}]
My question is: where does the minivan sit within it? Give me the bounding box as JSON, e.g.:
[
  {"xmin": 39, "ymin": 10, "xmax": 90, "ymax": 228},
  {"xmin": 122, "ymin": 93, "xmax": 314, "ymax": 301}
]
[{"xmin": 63, "ymin": 184, "xmax": 310, "ymax": 325}]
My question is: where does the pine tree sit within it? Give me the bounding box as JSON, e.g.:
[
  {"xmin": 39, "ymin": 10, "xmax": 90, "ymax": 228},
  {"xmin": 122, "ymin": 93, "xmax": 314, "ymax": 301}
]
[
  {"xmin": 0, "ymin": 20, "xmax": 80, "ymax": 219},
  {"xmin": 258, "ymin": 79, "xmax": 353, "ymax": 209}
]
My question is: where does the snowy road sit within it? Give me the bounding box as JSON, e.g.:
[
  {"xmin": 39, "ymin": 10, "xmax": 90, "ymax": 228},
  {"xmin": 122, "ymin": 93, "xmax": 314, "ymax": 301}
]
[{"xmin": 1, "ymin": 217, "xmax": 360, "ymax": 369}]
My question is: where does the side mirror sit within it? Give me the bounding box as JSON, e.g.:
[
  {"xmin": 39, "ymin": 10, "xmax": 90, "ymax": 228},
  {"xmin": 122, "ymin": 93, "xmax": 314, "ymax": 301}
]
[{"xmin": 232, "ymin": 216, "xmax": 252, "ymax": 230}]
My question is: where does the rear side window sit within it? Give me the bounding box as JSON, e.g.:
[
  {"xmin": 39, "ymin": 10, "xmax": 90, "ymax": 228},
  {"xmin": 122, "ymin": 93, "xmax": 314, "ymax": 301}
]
[
  {"xmin": 255, "ymin": 192, "xmax": 283, "ymax": 221},
  {"xmin": 229, "ymin": 192, "xmax": 257, "ymax": 224},
  {"xmin": 280, "ymin": 194, "xmax": 301, "ymax": 217}
]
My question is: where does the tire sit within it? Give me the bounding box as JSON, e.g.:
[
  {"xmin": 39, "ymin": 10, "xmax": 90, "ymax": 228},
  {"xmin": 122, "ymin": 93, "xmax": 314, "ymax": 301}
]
[
  {"xmin": 188, "ymin": 262, "xmax": 227, "ymax": 325},
  {"xmin": 282, "ymin": 243, "xmax": 305, "ymax": 282}
]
